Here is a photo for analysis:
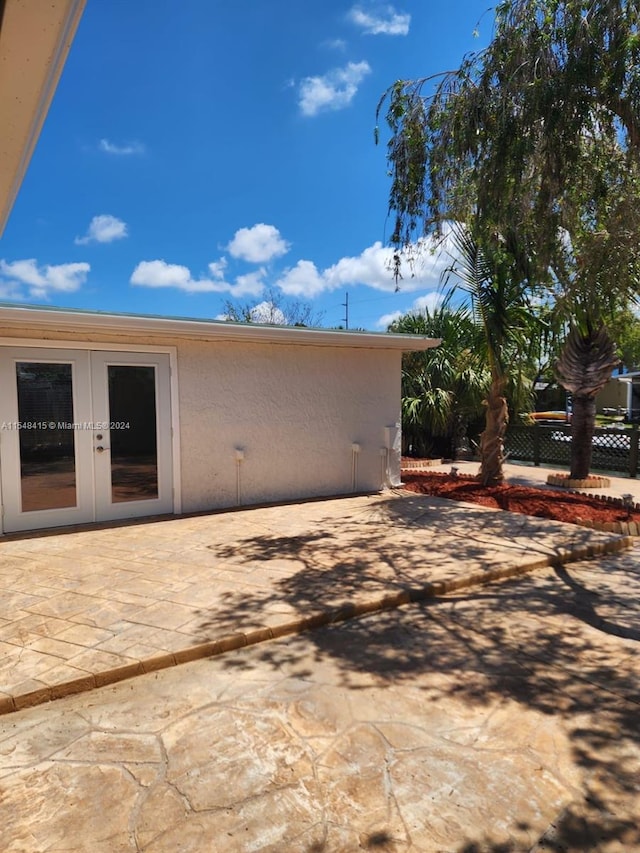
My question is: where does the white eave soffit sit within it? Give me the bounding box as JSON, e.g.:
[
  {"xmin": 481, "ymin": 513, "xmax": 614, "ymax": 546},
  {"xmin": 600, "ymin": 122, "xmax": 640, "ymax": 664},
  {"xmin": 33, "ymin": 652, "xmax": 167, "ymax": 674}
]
[{"xmin": 0, "ymin": 0, "xmax": 87, "ymax": 235}]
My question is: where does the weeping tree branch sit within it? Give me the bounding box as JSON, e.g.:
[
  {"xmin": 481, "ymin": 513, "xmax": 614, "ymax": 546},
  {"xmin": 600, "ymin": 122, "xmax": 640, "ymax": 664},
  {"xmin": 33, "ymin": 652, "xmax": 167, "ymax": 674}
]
[{"xmin": 377, "ymin": 0, "xmax": 640, "ymax": 481}]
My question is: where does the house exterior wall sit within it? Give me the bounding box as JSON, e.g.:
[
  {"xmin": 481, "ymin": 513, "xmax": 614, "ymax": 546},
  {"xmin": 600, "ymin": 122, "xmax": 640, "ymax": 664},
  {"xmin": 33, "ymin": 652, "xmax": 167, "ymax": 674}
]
[
  {"xmin": 596, "ymin": 377, "xmax": 629, "ymax": 414},
  {"xmin": 0, "ymin": 325, "xmax": 402, "ymax": 513},
  {"xmin": 176, "ymin": 338, "xmax": 400, "ymax": 510}
]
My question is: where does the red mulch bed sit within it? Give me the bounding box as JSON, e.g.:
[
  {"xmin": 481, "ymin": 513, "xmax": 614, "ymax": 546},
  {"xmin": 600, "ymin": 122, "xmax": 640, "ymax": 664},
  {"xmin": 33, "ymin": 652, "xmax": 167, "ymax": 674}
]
[{"xmin": 401, "ymin": 471, "xmax": 640, "ymax": 525}]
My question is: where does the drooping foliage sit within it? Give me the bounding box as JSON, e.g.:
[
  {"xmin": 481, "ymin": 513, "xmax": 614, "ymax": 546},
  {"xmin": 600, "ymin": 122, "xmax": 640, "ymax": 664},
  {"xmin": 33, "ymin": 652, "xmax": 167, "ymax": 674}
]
[
  {"xmin": 378, "ymin": 0, "xmax": 640, "ymax": 292},
  {"xmin": 378, "ymin": 0, "xmax": 640, "ymax": 480}
]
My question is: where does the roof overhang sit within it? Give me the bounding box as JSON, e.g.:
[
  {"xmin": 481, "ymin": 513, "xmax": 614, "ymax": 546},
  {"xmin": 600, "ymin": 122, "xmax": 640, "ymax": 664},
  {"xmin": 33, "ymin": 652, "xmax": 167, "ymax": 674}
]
[
  {"xmin": 0, "ymin": 0, "xmax": 86, "ymax": 235},
  {"xmin": 0, "ymin": 304, "xmax": 440, "ymax": 350}
]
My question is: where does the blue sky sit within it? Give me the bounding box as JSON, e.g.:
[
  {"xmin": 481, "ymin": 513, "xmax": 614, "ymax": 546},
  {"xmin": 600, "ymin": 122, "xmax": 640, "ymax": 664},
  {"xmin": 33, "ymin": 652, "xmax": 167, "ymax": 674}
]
[{"xmin": 1, "ymin": 0, "xmax": 493, "ymax": 330}]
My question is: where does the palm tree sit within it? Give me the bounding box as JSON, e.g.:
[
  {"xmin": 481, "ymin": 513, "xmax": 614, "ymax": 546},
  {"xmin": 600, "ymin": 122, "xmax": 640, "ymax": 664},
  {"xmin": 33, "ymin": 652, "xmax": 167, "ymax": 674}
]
[
  {"xmin": 448, "ymin": 227, "xmax": 541, "ymax": 485},
  {"xmin": 555, "ymin": 323, "xmax": 620, "ymax": 480},
  {"xmin": 389, "ymin": 300, "xmax": 488, "ymax": 458}
]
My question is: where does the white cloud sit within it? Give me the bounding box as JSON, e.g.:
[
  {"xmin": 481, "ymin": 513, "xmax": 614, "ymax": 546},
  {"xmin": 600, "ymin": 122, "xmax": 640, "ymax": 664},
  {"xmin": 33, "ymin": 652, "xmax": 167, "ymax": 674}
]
[
  {"xmin": 215, "ymin": 299, "xmax": 286, "ymax": 324},
  {"xmin": 248, "ymin": 301, "xmax": 287, "ymax": 324},
  {"xmin": 99, "ymin": 138, "xmax": 145, "ymax": 155},
  {"xmin": 329, "ymin": 239, "xmax": 450, "ymax": 292},
  {"xmin": 75, "ymin": 214, "xmax": 128, "ymax": 245},
  {"xmin": 0, "ymin": 283, "xmax": 25, "ymax": 300},
  {"xmin": 0, "ymin": 259, "xmax": 44, "ymax": 287},
  {"xmin": 348, "ymin": 4, "xmax": 410, "ymax": 36},
  {"xmin": 323, "ymin": 38, "xmax": 347, "ymax": 51},
  {"xmin": 377, "ymin": 310, "xmax": 403, "ymax": 328},
  {"xmin": 324, "ymin": 242, "xmax": 400, "ymax": 290},
  {"xmin": 130, "ymin": 259, "xmax": 266, "ymax": 297},
  {"xmin": 276, "ymin": 234, "xmax": 453, "ymax": 300},
  {"xmin": 0, "ymin": 259, "xmax": 90, "ymax": 300},
  {"xmin": 208, "ymin": 258, "xmax": 228, "ymax": 279},
  {"xmin": 130, "ymin": 260, "xmax": 220, "ymax": 293},
  {"xmin": 298, "ymin": 61, "xmax": 371, "ymax": 117},
  {"xmin": 277, "ymin": 260, "xmax": 327, "ymax": 297},
  {"xmin": 226, "ymin": 224, "xmax": 290, "ymax": 263},
  {"xmin": 44, "ymin": 265, "xmax": 90, "ymax": 292},
  {"xmin": 413, "ymin": 292, "xmax": 444, "ymax": 313},
  {"xmin": 376, "ymin": 293, "xmax": 443, "ymax": 329},
  {"xmin": 130, "ymin": 227, "xmax": 455, "ymax": 309},
  {"xmin": 232, "ymin": 269, "xmax": 268, "ymax": 296}
]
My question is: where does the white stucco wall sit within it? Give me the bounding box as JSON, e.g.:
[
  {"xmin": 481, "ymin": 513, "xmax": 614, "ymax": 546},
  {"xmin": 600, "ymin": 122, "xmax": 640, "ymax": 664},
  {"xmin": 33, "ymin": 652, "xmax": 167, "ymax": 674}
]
[
  {"xmin": 0, "ymin": 325, "xmax": 402, "ymax": 513},
  {"xmin": 175, "ymin": 339, "xmax": 401, "ymax": 511}
]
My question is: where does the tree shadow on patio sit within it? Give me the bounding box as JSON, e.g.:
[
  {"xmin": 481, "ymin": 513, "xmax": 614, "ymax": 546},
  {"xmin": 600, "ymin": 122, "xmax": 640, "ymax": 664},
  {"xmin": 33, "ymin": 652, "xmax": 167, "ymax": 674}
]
[{"xmin": 192, "ymin": 496, "xmax": 639, "ymax": 851}]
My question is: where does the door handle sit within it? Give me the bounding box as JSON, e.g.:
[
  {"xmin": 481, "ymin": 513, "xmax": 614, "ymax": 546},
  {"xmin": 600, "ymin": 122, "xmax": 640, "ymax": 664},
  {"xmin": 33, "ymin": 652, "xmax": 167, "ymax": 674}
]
[{"xmin": 95, "ymin": 446, "xmax": 110, "ymax": 453}]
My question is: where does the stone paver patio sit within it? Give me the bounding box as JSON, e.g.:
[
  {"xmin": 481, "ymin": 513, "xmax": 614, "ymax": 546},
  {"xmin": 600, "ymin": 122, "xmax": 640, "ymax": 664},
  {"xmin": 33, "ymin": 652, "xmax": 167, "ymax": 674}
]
[
  {"xmin": 1, "ymin": 546, "xmax": 638, "ymax": 851},
  {"xmin": 0, "ymin": 489, "xmax": 631, "ymax": 713}
]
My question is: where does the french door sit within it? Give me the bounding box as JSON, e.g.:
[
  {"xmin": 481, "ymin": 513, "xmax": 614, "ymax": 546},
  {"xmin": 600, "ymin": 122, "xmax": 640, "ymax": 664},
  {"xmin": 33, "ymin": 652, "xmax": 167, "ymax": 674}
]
[{"xmin": 0, "ymin": 348, "xmax": 174, "ymax": 532}]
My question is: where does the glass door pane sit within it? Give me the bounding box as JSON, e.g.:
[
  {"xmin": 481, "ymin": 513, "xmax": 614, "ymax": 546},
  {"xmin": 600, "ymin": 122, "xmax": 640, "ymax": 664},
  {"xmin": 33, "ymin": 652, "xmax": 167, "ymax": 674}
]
[
  {"xmin": 16, "ymin": 362, "xmax": 77, "ymax": 512},
  {"xmin": 107, "ymin": 365, "xmax": 159, "ymax": 503},
  {"xmin": 90, "ymin": 350, "xmax": 173, "ymax": 523},
  {"xmin": 0, "ymin": 348, "xmax": 173, "ymax": 533}
]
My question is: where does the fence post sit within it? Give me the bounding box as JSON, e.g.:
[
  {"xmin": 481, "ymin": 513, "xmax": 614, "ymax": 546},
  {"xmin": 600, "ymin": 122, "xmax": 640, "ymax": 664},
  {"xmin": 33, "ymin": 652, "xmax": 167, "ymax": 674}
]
[
  {"xmin": 533, "ymin": 422, "xmax": 541, "ymax": 467},
  {"xmin": 630, "ymin": 424, "xmax": 639, "ymax": 478}
]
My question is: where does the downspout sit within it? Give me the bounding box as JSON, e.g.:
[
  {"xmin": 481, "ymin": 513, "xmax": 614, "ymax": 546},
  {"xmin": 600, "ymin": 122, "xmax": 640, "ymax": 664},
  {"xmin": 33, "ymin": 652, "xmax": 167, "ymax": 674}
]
[
  {"xmin": 351, "ymin": 443, "xmax": 360, "ymax": 491},
  {"xmin": 235, "ymin": 448, "xmax": 244, "ymax": 506},
  {"xmin": 380, "ymin": 447, "xmax": 389, "ymax": 488}
]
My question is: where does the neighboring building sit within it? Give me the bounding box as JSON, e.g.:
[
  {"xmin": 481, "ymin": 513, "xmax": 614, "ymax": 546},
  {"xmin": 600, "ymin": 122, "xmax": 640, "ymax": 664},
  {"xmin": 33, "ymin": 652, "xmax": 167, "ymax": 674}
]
[
  {"xmin": 598, "ymin": 372, "xmax": 640, "ymax": 421},
  {"xmin": 533, "ymin": 375, "xmax": 640, "ymax": 422}
]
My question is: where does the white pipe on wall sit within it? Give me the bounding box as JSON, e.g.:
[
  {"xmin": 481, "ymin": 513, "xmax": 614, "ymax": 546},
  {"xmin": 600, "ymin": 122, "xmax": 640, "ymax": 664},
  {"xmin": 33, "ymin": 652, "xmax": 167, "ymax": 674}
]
[
  {"xmin": 351, "ymin": 443, "xmax": 361, "ymax": 491},
  {"xmin": 379, "ymin": 447, "xmax": 388, "ymax": 488},
  {"xmin": 235, "ymin": 448, "xmax": 245, "ymax": 505},
  {"xmin": 383, "ymin": 423, "xmax": 400, "ymax": 488}
]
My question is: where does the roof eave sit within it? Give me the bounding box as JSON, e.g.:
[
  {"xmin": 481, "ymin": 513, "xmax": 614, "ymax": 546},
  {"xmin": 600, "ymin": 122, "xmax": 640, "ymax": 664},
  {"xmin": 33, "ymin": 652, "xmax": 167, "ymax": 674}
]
[
  {"xmin": 0, "ymin": 304, "xmax": 440, "ymax": 351},
  {"xmin": 0, "ymin": 0, "xmax": 87, "ymax": 235}
]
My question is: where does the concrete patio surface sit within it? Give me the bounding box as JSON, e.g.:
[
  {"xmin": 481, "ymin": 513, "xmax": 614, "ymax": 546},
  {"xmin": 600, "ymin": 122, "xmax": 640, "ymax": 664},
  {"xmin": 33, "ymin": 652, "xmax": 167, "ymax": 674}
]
[
  {"xmin": 1, "ymin": 546, "xmax": 638, "ymax": 852},
  {"xmin": 0, "ymin": 476, "xmax": 632, "ymax": 714}
]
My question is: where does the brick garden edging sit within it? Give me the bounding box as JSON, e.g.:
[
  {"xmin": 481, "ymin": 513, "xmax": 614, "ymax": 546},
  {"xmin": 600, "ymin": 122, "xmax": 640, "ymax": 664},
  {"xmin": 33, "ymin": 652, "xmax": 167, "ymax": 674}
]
[
  {"xmin": 400, "ymin": 458, "xmax": 443, "ymax": 470},
  {"xmin": 565, "ymin": 489, "xmax": 640, "ymax": 536},
  {"xmin": 546, "ymin": 473, "xmax": 611, "ymax": 489}
]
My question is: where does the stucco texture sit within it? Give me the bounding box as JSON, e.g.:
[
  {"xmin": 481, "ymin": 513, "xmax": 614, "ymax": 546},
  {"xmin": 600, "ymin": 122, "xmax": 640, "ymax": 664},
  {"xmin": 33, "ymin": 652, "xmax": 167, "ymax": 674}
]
[{"xmin": 176, "ymin": 339, "xmax": 401, "ymax": 511}]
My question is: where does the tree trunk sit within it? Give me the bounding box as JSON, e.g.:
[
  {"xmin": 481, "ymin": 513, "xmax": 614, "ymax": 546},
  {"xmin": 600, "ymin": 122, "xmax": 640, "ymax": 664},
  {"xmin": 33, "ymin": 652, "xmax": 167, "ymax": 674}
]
[
  {"xmin": 477, "ymin": 375, "xmax": 508, "ymax": 485},
  {"xmin": 555, "ymin": 324, "xmax": 619, "ymax": 479},
  {"xmin": 569, "ymin": 395, "xmax": 596, "ymax": 480}
]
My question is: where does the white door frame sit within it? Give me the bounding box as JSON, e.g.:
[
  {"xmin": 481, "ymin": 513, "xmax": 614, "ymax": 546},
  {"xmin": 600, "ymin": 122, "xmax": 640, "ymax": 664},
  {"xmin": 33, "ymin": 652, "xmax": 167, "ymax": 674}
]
[
  {"xmin": 0, "ymin": 338, "xmax": 181, "ymax": 534},
  {"xmin": 90, "ymin": 351, "xmax": 174, "ymax": 522},
  {"xmin": 0, "ymin": 348, "xmax": 95, "ymax": 530}
]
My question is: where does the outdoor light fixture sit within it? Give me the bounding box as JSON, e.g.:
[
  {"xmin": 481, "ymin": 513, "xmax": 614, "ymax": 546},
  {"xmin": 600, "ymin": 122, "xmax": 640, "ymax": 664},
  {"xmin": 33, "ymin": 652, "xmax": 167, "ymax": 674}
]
[
  {"xmin": 622, "ymin": 493, "xmax": 634, "ymax": 519},
  {"xmin": 450, "ymin": 466, "xmax": 459, "ymax": 478}
]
